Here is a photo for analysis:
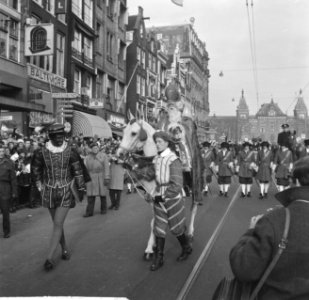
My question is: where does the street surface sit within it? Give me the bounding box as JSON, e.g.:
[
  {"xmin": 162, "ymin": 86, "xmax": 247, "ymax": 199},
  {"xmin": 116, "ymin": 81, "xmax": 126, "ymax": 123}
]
[{"xmin": 1, "ymin": 181, "xmax": 279, "ymax": 300}]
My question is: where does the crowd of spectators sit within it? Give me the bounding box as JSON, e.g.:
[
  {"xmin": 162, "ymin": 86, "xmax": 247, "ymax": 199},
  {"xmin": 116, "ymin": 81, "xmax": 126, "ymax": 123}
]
[{"xmin": 0, "ymin": 130, "xmax": 127, "ymax": 213}]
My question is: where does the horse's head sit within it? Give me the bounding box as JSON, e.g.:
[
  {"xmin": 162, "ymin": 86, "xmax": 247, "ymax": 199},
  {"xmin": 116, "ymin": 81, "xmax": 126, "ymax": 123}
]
[{"xmin": 117, "ymin": 118, "xmax": 157, "ymax": 157}]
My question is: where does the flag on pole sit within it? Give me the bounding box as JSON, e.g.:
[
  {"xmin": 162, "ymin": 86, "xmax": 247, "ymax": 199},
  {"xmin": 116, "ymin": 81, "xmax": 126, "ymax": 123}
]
[{"xmin": 171, "ymin": 0, "xmax": 183, "ymax": 6}]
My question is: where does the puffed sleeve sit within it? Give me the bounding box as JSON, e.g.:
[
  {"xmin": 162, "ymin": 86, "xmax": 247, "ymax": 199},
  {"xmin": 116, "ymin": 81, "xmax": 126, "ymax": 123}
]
[
  {"xmin": 164, "ymin": 158, "xmax": 183, "ymax": 199},
  {"xmin": 31, "ymin": 149, "xmax": 45, "ymax": 187},
  {"xmin": 229, "ymin": 216, "xmax": 275, "ymax": 282},
  {"xmin": 70, "ymin": 148, "xmax": 88, "ymax": 190}
]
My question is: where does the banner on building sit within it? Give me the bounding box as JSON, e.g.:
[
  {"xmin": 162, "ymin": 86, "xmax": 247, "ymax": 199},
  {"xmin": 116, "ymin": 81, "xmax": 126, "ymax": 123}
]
[
  {"xmin": 25, "ymin": 24, "xmax": 54, "ymax": 56},
  {"xmin": 55, "ymin": 0, "xmax": 66, "ymax": 14},
  {"xmin": 29, "ymin": 112, "xmax": 55, "ymax": 128},
  {"xmin": 171, "ymin": 0, "xmax": 183, "ymax": 6}
]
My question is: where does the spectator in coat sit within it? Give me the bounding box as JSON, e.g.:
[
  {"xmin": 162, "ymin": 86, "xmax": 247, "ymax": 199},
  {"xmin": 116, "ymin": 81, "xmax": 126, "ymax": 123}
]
[
  {"xmin": 84, "ymin": 143, "xmax": 110, "ymax": 217},
  {"xmin": 229, "ymin": 156, "xmax": 309, "ymax": 299},
  {"xmin": 0, "ymin": 145, "xmax": 18, "ymax": 238},
  {"xmin": 108, "ymin": 151, "xmax": 125, "ymax": 210}
]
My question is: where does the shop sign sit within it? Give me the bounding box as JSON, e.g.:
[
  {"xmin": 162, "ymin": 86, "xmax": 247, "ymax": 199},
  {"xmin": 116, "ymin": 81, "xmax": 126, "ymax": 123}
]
[
  {"xmin": 52, "ymin": 93, "xmax": 79, "ymax": 99},
  {"xmin": 109, "ymin": 114, "xmax": 125, "ymax": 126},
  {"xmin": 0, "ymin": 116, "xmax": 13, "ymax": 121},
  {"xmin": 29, "ymin": 112, "xmax": 55, "ymax": 128},
  {"xmin": 27, "ymin": 64, "xmax": 67, "ymax": 89},
  {"xmin": 25, "ymin": 24, "xmax": 54, "ymax": 56},
  {"xmin": 55, "ymin": 0, "xmax": 66, "ymax": 14}
]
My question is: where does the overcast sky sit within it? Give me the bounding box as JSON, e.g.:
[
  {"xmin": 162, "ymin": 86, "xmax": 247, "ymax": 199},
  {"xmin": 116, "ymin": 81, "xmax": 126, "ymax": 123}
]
[{"xmin": 128, "ymin": 0, "xmax": 309, "ymax": 116}]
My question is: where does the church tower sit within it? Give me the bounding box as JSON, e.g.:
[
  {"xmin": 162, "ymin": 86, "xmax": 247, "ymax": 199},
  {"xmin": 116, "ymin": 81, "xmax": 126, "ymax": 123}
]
[
  {"xmin": 294, "ymin": 90, "xmax": 308, "ymax": 138},
  {"xmin": 236, "ymin": 90, "xmax": 250, "ymax": 141}
]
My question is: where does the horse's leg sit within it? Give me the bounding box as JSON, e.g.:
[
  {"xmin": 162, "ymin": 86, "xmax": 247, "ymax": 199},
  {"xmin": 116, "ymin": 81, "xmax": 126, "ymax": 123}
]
[
  {"xmin": 187, "ymin": 202, "xmax": 198, "ymax": 247},
  {"xmin": 143, "ymin": 217, "xmax": 155, "ymax": 261}
]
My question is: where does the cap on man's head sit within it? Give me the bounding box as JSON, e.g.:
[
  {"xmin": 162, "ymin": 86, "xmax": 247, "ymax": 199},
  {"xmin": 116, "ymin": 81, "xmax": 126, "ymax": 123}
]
[
  {"xmin": 221, "ymin": 142, "xmax": 229, "ymax": 149},
  {"xmin": 281, "ymin": 124, "xmax": 289, "ymax": 129},
  {"xmin": 153, "ymin": 131, "xmax": 173, "ymax": 143},
  {"xmin": 242, "ymin": 141, "xmax": 251, "ymax": 148},
  {"xmin": 202, "ymin": 141, "xmax": 211, "ymax": 148},
  {"xmin": 48, "ymin": 123, "xmax": 65, "ymax": 135}
]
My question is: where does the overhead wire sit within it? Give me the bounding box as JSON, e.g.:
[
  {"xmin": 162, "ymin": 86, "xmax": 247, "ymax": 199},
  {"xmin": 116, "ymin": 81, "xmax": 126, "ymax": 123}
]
[{"xmin": 246, "ymin": 0, "xmax": 259, "ymax": 110}]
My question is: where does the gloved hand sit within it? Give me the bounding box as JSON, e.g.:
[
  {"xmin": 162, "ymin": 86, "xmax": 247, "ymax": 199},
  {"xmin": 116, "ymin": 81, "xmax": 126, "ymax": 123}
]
[
  {"xmin": 154, "ymin": 195, "xmax": 164, "ymax": 204},
  {"xmin": 104, "ymin": 179, "xmax": 110, "ymax": 186}
]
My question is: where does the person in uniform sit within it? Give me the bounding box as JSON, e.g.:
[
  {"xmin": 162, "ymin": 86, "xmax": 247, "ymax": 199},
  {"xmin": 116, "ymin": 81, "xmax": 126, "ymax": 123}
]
[
  {"xmin": 31, "ymin": 124, "xmax": 89, "ymax": 271},
  {"xmin": 150, "ymin": 131, "xmax": 192, "ymax": 271},
  {"xmin": 201, "ymin": 141, "xmax": 215, "ymax": 195},
  {"xmin": 236, "ymin": 142, "xmax": 257, "ymax": 198},
  {"xmin": 277, "ymin": 123, "xmax": 291, "ymax": 148},
  {"xmin": 272, "ymin": 141, "xmax": 293, "ymax": 191},
  {"xmin": 0, "ymin": 145, "xmax": 17, "ymax": 238},
  {"xmin": 83, "ymin": 143, "xmax": 110, "ymax": 216},
  {"xmin": 215, "ymin": 142, "xmax": 235, "ymax": 197},
  {"xmin": 297, "ymin": 139, "xmax": 309, "ymax": 159},
  {"xmin": 256, "ymin": 141, "xmax": 274, "ymax": 199}
]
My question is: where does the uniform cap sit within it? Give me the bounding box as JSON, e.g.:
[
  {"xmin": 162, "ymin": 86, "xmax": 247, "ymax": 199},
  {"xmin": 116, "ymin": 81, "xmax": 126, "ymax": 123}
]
[
  {"xmin": 261, "ymin": 141, "xmax": 270, "ymax": 147},
  {"xmin": 202, "ymin": 141, "xmax": 211, "ymax": 147},
  {"xmin": 281, "ymin": 124, "xmax": 289, "ymax": 129},
  {"xmin": 221, "ymin": 142, "xmax": 229, "ymax": 149},
  {"xmin": 48, "ymin": 123, "xmax": 65, "ymax": 135}
]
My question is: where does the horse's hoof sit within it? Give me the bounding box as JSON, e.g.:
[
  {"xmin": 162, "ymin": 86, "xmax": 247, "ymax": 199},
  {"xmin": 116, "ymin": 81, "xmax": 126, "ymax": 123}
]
[{"xmin": 143, "ymin": 252, "xmax": 154, "ymax": 261}]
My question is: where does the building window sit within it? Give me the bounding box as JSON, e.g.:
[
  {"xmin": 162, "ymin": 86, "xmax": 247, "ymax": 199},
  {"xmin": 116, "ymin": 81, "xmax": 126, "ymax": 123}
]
[
  {"xmin": 73, "ymin": 69, "xmax": 81, "ymax": 94},
  {"xmin": 0, "ymin": 14, "xmax": 20, "ymax": 62},
  {"xmin": 299, "ymin": 113, "xmax": 305, "ymax": 119},
  {"xmin": 56, "ymin": 33, "xmax": 65, "ymax": 76},
  {"xmin": 268, "ymin": 110, "xmax": 276, "ymax": 116},
  {"xmin": 45, "ymin": 0, "xmax": 55, "ymax": 14},
  {"xmin": 84, "ymin": 0, "xmax": 93, "ymax": 28},
  {"xmin": 0, "ymin": 0, "xmax": 19, "ymax": 10},
  {"xmin": 83, "ymin": 36, "xmax": 93, "ymax": 61},
  {"xmin": 96, "ymin": 73, "xmax": 103, "ymax": 98},
  {"xmin": 33, "ymin": 0, "xmax": 43, "ymax": 6},
  {"xmin": 141, "ymin": 50, "xmax": 145, "ymax": 68},
  {"xmin": 136, "ymin": 46, "xmax": 140, "ymax": 61},
  {"xmin": 141, "ymin": 77, "xmax": 145, "ymax": 96},
  {"xmin": 72, "ymin": 0, "xmax": 82, "ymax": 18},
  {"xmin": 136, "ymin": 75, "xmax": 140, "ymax": 94},
  {"xmin": 72, "ymin": 29, "xmax": 82, "ymax": 53},
  {"xmin": 85, "ymin": 74, "xmax": 92, "ymax": 98}
]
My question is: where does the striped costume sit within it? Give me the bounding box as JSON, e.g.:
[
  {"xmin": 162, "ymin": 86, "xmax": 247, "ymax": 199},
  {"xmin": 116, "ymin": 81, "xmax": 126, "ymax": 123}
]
[{"xmin": 153, "ymin": 148, "xmax": 185, "ymax": 238}]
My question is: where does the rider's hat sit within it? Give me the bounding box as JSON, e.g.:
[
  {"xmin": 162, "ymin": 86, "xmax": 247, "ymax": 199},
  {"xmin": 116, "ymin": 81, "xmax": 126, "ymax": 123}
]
[{"xmin": 281, "ymin": 123, "xmax": 289, "ymax": 129}]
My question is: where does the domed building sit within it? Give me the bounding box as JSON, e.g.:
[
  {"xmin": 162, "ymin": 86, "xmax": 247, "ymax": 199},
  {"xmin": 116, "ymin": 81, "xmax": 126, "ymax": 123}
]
[{"xmin": 209, "ymin": 90, "xmax": 309, "ymax": 143}]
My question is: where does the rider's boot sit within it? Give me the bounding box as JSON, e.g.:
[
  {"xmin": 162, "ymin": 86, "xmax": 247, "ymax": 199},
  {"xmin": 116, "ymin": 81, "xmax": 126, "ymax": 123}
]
[
  {"xmin": 150, "ymin": 237, "xmax": 165, "ymax": 271},
  {"xmin": 176, "ymin": 233, "xmax": 192, "ymax": 262}
]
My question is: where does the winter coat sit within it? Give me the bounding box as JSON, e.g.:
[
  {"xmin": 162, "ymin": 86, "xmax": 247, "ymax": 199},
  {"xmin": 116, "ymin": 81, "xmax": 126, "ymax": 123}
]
[
  {"xmin": 84, "ymin": 152, "xmax": 110, "ymax": 196},
  {"xmin": 237, "ymin": 150, "xmax": 256, "ymax": 178},
  {"xmin": 256, "ymin": 149, "xmax": 273, "ymax": 182},
  {"xmin": 230, "ymin": 186, "xmax": 309, "ymax": 300},
  {"xmin": 109, "ymin": 159, "xmax": 125, "ymax": 190}
]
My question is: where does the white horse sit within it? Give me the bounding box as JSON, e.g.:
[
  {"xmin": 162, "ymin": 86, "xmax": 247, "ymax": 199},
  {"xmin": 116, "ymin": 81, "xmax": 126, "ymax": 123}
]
[{"xmin": 116, "ymin": 114, "xmax": 199, "ymax": 260}]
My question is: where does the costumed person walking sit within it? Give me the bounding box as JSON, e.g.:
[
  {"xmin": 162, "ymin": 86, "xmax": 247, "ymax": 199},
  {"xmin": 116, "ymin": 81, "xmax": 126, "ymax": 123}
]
[
  {"xmin": 256, "ymin": 141, "xmax": 274, "ymax": 199},
  {"xmin": 272, "ymin": 142, "xmax": 293, "ymax": 192},
  {"xmin": 109, "ymin": 149, "xmax": 125, "ymax": 210},
  {"xmin": 31, "ymin": 124, "xmax": 89, "ymax": 271},
  {"xmin": 0, "ymin": 145, "xmax": 17, "ymax": 238},
  {"xmin": 215, "ymin": 141, "xmax": 235, "ymax": 197},
  {"xmin": 84, "ymin": 143, "xmax": 110, "ymax": 217},
  {"xmin": 150, "ymin": 131, "xmax": 192, "ymax": 271},
  {"xmin": 236, "ymin": 141, "xmax": 257, "ymax": 198},
  {"xmin": 201, "ymin": 141, "xmax": 215, "ymax": 195}
]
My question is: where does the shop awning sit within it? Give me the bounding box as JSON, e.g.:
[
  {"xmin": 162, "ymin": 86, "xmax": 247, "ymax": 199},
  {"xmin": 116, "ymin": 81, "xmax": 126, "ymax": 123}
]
[{"xmin": 72, "ymin": 111, "xmax": 112, "ymax": 139}]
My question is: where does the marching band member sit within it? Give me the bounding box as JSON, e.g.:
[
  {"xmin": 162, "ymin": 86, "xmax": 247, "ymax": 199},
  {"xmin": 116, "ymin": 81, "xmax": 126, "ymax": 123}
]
[
  {"xmin": 256, "ymin": 141, "xmax": 274, "ymax": 199},
  {"xmin": 272, "ymin": 141, "xmax": 293, "ymax": 191},
  {"xmin": 201, "ymin": 141, "xmax": 215, "ymax": 195},
  {"xmin": 215, "ymin": 142, "xmax": 235, "ymax": 197},
  {"xmin": 236, "ymin": 142, "xmax": 257, "ymax": 198}
]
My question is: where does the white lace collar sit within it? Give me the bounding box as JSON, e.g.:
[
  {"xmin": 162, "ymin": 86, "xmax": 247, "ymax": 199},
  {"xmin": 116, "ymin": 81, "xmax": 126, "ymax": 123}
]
[
  {"xmin": 160, "ymin": 148, "xmax": 172, "ymax": 157},
  {"xmin": 46, "ymin": 141, "xmax": 68, "ymax": 153}
]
